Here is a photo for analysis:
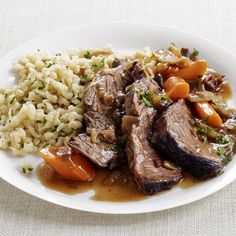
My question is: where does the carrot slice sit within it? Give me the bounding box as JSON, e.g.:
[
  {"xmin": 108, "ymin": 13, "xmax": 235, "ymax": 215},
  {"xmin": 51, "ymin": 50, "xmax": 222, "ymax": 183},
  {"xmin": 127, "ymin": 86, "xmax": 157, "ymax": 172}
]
[
  {"xmin": 39, "ymin": 146, "xmax": 95, "ymax": 181},
  {"xmin": 163, "ymin": 76, "xmax": 190, "ymax": 100},
  {"xmin": 195, "ymin": 101, "xmax": 222, "ymax": 127},
  {"xmin": 165, "ymin": 60, "xmax": 208, "ymax": 80}
]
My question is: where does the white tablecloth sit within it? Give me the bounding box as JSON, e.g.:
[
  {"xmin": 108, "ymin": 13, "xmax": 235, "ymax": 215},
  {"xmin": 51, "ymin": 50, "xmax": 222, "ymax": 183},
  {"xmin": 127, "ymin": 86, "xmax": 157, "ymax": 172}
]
[{"xmin": 0, "ymin": 0, "xmax": 235, "ymax": 235}]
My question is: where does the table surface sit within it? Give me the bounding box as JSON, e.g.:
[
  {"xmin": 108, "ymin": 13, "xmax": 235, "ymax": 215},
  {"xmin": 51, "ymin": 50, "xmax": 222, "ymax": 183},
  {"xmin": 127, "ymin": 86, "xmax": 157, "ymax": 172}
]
[{"xmin": 0, "ymin": 0, "xmax": 236, "ymax": 235}]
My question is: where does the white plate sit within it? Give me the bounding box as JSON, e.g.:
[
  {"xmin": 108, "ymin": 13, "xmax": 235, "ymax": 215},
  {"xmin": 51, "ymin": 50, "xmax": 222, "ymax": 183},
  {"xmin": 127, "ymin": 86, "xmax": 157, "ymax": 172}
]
[{"xmin": 0, "ymin": 23, "xmax": 236, "ymax": 214}]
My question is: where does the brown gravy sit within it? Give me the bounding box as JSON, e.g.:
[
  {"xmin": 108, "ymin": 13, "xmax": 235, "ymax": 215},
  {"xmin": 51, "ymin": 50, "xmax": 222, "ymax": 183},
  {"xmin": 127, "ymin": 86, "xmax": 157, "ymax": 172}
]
[
  {"xmin": 178, "ymin": 175, "xmax": 200, "ymax": 189},
  {"xmin": 220, "ymin": 82, "xmax": 233, "ymax": 101},
  {"xmin": 37, "ymin": 162, "xmax": 147, "ymax": 202},
  {"xmin": 37, "ymin": 162, "xmax": 200, "ymax": 202}
]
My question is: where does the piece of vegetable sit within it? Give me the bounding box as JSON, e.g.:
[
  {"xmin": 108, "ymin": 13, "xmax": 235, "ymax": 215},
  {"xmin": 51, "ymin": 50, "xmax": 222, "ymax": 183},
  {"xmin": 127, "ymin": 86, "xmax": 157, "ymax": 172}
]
[
  {"xmin": 155, "ymin": 49, "xmax": 190, "ymax": 67},
  {"xmin": 194, "ymin": 101, "xmax": 222, "ymax": 127},
  {"xmin": 39, "ymin": 146, "xmax": 95, "ymax": 181},
  {"xmin": 168, "ymin": 43, "xmax": 181, "ymax": 57},
  {"xmin": 187, "ymin": 90, "xmax": 236, "ymax": 118},
  {"xmin": 163, "ymin": 76, "xmax": 190, "ymax": 100},
  {"xmin": 20, "ymin": 164, "xmax": 34, "ymax": 175},
  {"xmin": 164, "ymin": 60, "xmax": 208, "ymax": 80}
]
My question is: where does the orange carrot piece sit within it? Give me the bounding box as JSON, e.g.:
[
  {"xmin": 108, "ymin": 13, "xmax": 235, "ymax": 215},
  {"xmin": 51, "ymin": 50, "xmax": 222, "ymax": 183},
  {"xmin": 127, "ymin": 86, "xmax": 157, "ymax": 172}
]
[
  {"xmin": 195, "ymin": 101, "xmax": 222, "ymax": 127},
  {"xmin": 163, "ymin": 76, "xmax": 190, "ymax": 100},
  {"xmin": 165, "ymin": 60, "xmax": 208, "ymax": 81},
  {"xmin": 39, "ymin": 146, "xmax": 95, "ymax": 181}
]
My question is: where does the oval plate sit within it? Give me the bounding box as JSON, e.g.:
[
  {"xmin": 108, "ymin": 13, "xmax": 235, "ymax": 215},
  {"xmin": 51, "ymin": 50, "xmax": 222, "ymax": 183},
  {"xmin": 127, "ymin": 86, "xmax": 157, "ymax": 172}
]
[{"xmin": 0, "ymin": 23, "xmax": 236, "ymax": 214}]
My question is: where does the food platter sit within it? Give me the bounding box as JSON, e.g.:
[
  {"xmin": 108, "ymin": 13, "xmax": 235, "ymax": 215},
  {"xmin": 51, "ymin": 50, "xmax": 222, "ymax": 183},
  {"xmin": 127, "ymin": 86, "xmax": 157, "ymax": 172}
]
[{"xmin": 0, "ymin": 23, "xmax": 236, "ymax": 214}]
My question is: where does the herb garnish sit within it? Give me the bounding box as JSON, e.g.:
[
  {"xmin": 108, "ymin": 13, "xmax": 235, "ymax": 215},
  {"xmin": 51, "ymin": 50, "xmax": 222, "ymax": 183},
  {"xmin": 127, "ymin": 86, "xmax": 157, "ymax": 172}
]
[
  {"xmin": 190, "ymin": 49, "xmax": 199, "ymax": 61},
  {"xmin": 216, "ymin": 146, "xmax": 232, "ymax": 164},
  {"xmin": 42, "ymin": 59, "xmax": 55, "ymax": 68},
  {"xmin": 113, "ymin": 144, "xmax": 123, "ymax": 154},
  {"xmin": 191, "ymin": 49, "xmax": 199, "ymax": 57},
  {"xmin": 215, "ymin": 134, "xmax": 233, "ymax": 145},
  {"xmin": 195, "ymin": 122, "xmax": 214, "ymax": 142},
  {"xmin": 201, "ymin": 117, "xmax": 209, "ymax": 123},
  {"xmin": 20, "ymin": 164, "xmax": 34, "ymax": 175},
  {"xmin": 217, "ymin": 146, "xmax": 226, "ymax": 156},
  {"xmin": 139, "ymin": 92, "xmax": 153, "ymax": 107},
  {"xmin": 38, "ymin": 81, "xmax": 45, "ymax": 90},
  {"xmin": 161, "ymin": 93, "xmax": 170, "ymax": 101},
  {"xmin": 46, "ymin": 62, "xmax": 55, "ymax": 68},
  {"xmin": 92, "ymin": 58, "xmax": 105, "ymax": 68},
  {"xmin": 84, "ymin": 51, "xmax": 92, "ymax": 59},
  {"xmin": 197, "ymin": 125, "xmax": 213, "ymax": 136},
  {"xmin": 10, "ymin": 97, "xmax": 16, "ymax": 104}
]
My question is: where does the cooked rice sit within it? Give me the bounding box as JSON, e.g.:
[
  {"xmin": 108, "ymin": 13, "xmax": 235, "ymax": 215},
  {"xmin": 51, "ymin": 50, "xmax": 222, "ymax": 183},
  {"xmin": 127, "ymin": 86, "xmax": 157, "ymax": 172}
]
[{"xmin": 0, "ymin": 46, "xmax": 158, "ymax": 156}]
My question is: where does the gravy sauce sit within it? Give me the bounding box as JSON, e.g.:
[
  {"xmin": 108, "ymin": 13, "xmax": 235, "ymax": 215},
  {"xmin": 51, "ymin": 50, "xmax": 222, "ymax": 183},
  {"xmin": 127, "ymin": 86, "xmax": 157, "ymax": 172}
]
[
  {"xmin": 37, "ymin": 162, "xmax": 200, "ymax": 202},
  {"xmin": 37, "ymin": 162, "xmax": 147, "ymax": 202},
  {"xmin": 220, "ymin": 82, "xmax": 232, "ymax": 101}
]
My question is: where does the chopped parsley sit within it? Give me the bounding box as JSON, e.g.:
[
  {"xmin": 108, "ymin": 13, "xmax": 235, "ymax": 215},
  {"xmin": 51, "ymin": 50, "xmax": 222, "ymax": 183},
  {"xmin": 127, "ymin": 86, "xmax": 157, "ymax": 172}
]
[
  {"xmin": 84, "ymin": 51, "xmax": 92, "ymax": 59},
  {"xmin": 197, "ymin": 125, "xmax": 213, "ymax": 136},
  {"xmin": 113, "ymin": 144, "xmax": 123, "ymax": 154},
  {"xmin": 217, "ymin": 146, "xmax": 226, "ymax": 156},
  {"xmin": 161, "ymin": 93, "xmax": 170, "ymax": 101},
  {"xmin": 92, "ymin": 58, "xmax": 105, "ymax": 68},
  {"xmin": 139, "ymin": 92, "xmax": 153, "ymax": 107},
  {"xmin": 20, "ymin": 164, "xmax": 34, "ymax": 175},
  {"xmin": 216, "ymin": 146, "xmax": 232, "ymax": 164},
  {"xmin": 196, "ymin": 124, "xmax": 214, "ymax": 142},
  {"xmin": 80, "ymin": 74, "xmax": 88, "ymax": 80},
  {"xmin": 190, "ymin": 49, "xmax": 199, "ymax": 61},
  {"xmin": 10, "ymin": 96, "xmax": 16, "ymax": 104},
  {"xmin": 40, "ymin": 143, "xmax": 49, "ymax": 149},
  {"xmin": 191, "ymin": 49, "xmax": 199, "ymax": 57},
  {"xmin": 38, "ymin": 81, "xmax": 45, "ymax": 90},
  {"xmin": 46, "ymin": 62, "xmax": 55, "ymax": 68},
  {"xmin": 215, "ymin": 134, "xmax": 233, "ymax": 145},
  {"xmin": 42, "ymin": 59, "xmax": 55, "ymax": 68},
  {"xmin": 4, "ymin": 94, "xmax": 8, "ymax": 98},
  {"xmin": 201, "ymin": 117, "xmax": 209, "ymax": 123}
]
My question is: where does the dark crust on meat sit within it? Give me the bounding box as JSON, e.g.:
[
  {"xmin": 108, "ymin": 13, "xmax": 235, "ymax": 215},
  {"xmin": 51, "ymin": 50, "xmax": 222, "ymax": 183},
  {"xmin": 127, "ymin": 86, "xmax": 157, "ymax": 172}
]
[{"xmin": 152, "ymin": 100, "xmax": 223, "ymax": 179}]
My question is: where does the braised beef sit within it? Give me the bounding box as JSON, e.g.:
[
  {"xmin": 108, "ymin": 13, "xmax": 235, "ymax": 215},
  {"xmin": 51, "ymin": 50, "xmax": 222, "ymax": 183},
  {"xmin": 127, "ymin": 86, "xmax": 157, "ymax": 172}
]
[
  {"xmin": 122, "ymin": 76, "xmax": 183, "ymax": 195},
  {"xmin": 69, "ymin": 62, "xmax": 138, "ymax": 168},
  {"xmin": 152, "ymin": 100, "xmax": 224, "ymax": 179},
  {"xmin": 69, "ymin": 134, "xmax": 118, "ymax": 167}
]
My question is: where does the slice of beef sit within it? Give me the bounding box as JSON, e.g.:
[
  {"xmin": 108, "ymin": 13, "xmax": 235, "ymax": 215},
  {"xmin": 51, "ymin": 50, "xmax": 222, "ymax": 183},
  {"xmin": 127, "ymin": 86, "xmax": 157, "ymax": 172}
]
[
  {"xmin": 123, "ymin": 77, "xmax": 183, "ymax": 195},
  {"xmin": 152, "ymin": 99, "xmax": 224, "ymax": 179},
  {"xmin": 69, "ymin": 62, "xmax": 138, "ymax": 168},
  {"xmin": 69, "ymin": 134, "xmax": 117, "ymax": 167}
]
